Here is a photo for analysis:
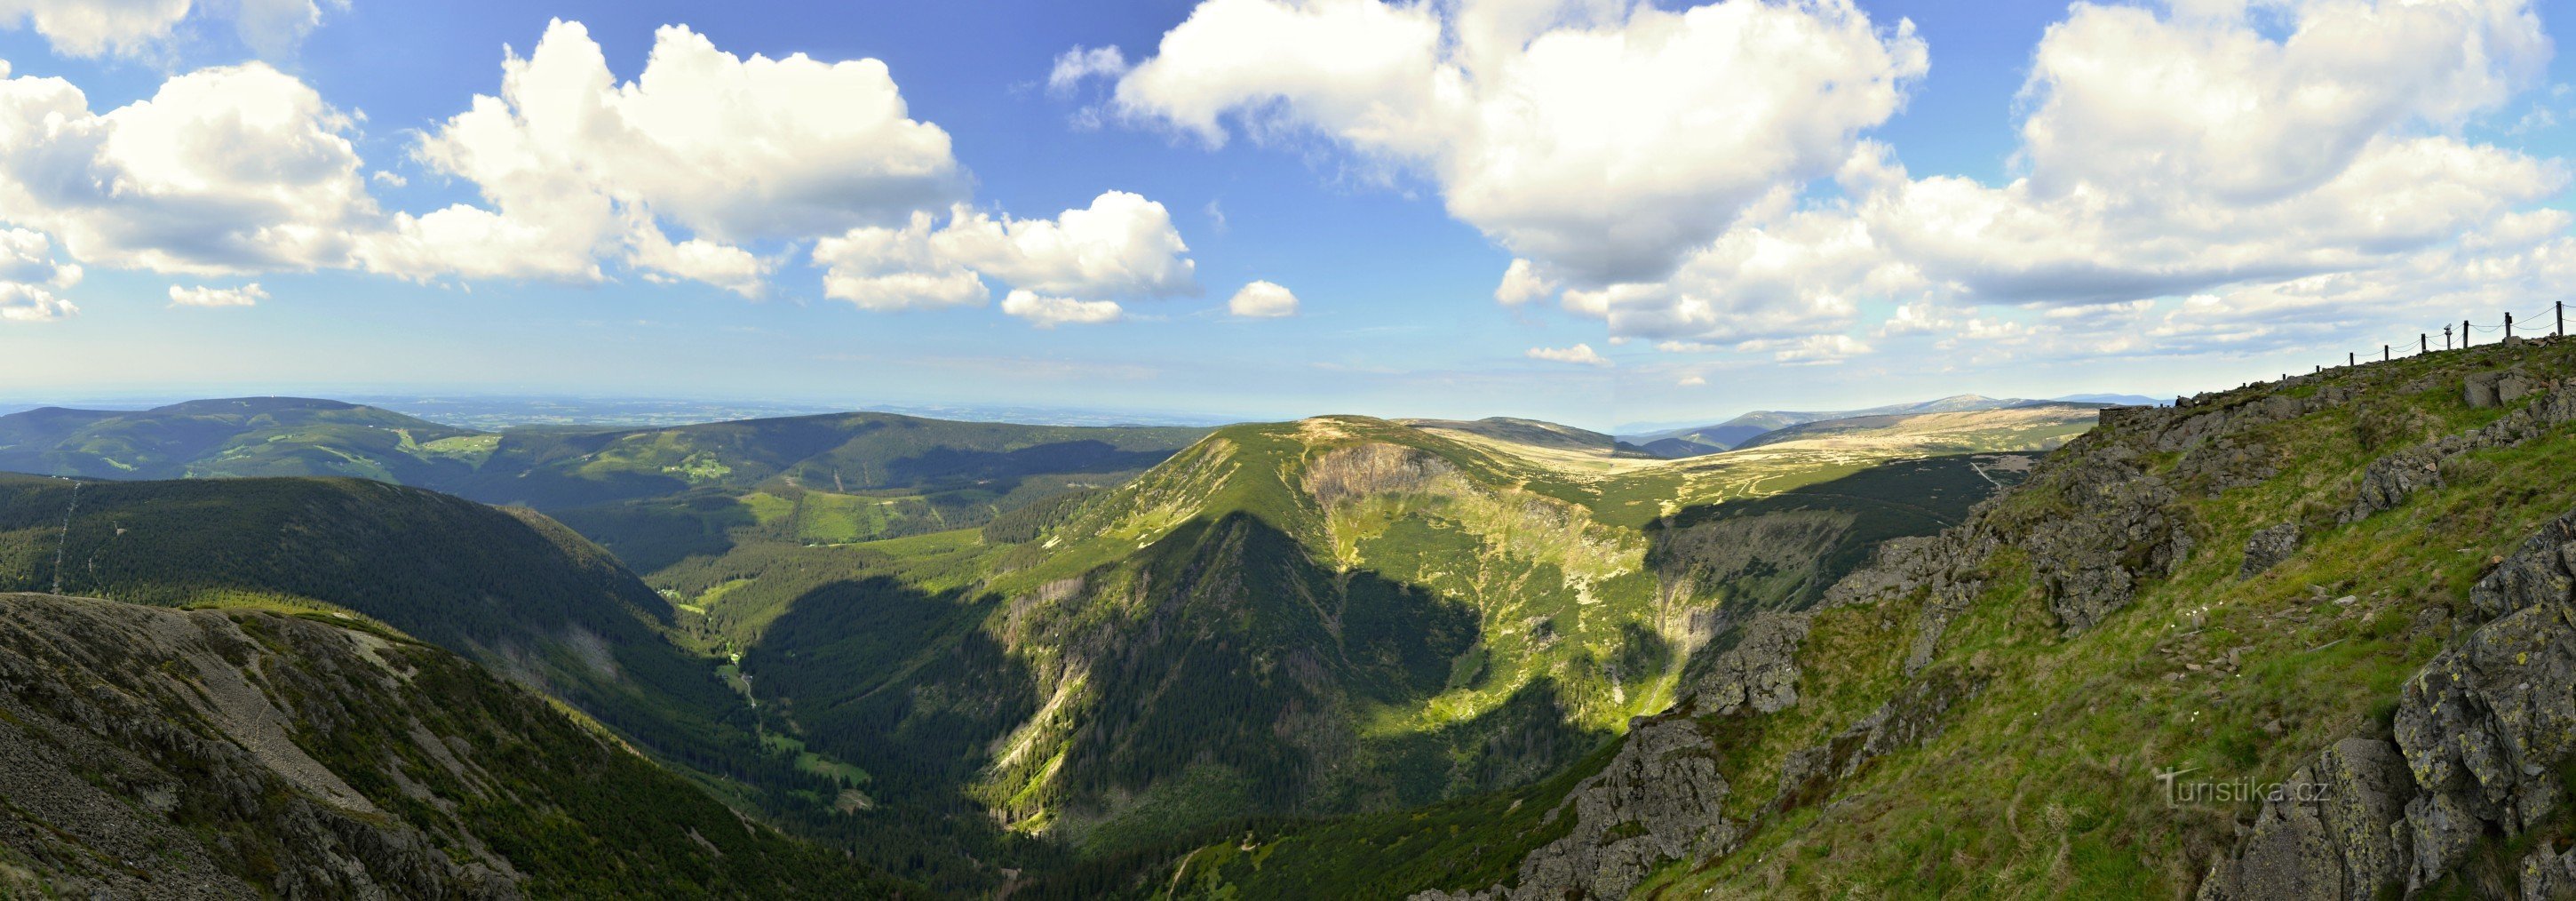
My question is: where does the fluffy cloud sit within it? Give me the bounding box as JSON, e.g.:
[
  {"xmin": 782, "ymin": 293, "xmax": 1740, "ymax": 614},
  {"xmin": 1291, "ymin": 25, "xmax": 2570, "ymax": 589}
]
[
  {"xmin": 1048, "ymin": 45, "xmax": 1128, "ymax": 96},
  {"xmin": 0, "ymin": 0, "xmax": 191, "ymax": 57},
  {"xmin": 812, "ymin": 191, "xmax": 1197, "ymax": 311},
  {"xmin": 0, "ymin": 227, "xmax": 78, "ymax": 322},
  {"xmin": 1001, "ymin": 290, "xmax": 1123, "ymax": 328},
  {"xmin": 1526, "ymin": 343, "xmax": 1610, "ymax": 366},
  {"xmin": 0, "ymin": 60, "xmax": 372, "ymax": 275},
  {"xmin": 1603, "ymin": 0, "xmax": 2563, "ymax": 355},
  {"xmin": 1494, "ymin": 258, "xmax": 1554, "ymax": 306},
  {"xmin": 1096, "ymin": 0, "xmax": 1927, "ymax": 285},
  {"xmin": 363, "ymin": 20, "xmax": 965, "ymax": 295},
  {"xmin": 1227, "ymin": 279, "xmax": 1298, "ymax": 317},
  {"xmin": 0, "ymin": 282, "xmax": 72, "ymax": 320},
  {"xmin": 168, "ymin": 283, "xmax": 267, "ymax": 307},
  {"xmin": 0, "ymin": 0, "xmax": 339, "ymax": 58}
]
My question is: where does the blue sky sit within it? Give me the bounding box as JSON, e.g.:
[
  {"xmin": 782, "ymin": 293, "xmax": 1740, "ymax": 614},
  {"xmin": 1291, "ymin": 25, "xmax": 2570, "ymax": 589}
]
[{"xmin": 0, "ymin": 0, "xmax": 2570, "ymax": 431}]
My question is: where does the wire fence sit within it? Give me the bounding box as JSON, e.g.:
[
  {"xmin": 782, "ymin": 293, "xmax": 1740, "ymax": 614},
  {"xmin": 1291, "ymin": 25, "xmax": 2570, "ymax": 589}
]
[{"xmin": 2284, "ymin": 300, "xmax": 2567, "ymax": 384}]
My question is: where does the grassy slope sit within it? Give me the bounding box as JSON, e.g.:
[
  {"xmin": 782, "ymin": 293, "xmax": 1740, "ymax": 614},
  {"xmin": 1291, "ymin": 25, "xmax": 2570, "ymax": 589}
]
[
  {"xmin": 0, "ymin": 400, "xmax": 1213, "ymax": 571},
  {"xmin": 713, "ymin": 412, "xmax": 2064, "ymax": 870},
  {"xmin": 0, "ymin": 593, "xmax": 913, "ymax": 897},
  {"xmin": 0, "ymin": 397, "xmax": 484, "ymax": 483},
  {"xmin": 1657, "ymin": 346, "xmax": 2574, "ymax": 898},
  {"xmin": 1167, "ymin": 338, "xmax": 2576, "ymax": 898}
]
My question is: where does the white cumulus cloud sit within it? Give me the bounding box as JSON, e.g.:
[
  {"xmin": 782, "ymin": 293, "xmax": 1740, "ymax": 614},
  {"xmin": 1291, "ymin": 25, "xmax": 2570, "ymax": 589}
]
[
  {"xmin": 1526, "ymin": 343, "xmax": 1610, "ymax": 366},
  {"xmin": 0, "ymin": 282, "xmax": 73, "ymax": 321},
  {"xmin": 1002, "ymin": 290, "xmax": 1123, "ymax": 328},
  {"xmin": 1602, "ymin": 0, "xmax": 2565, "ymax": 358},
  {"xmin": 1048, "ymin": 45, "xmax": 1129, "ymax": 96},
  {"xmin": 0, "ymin": 0, "xmax": 191, "ymax": 58},
  {"xmin": 1227, "ymin": 279, "xmax": 1298, "ymax": 317},
  {"xmin": 0, "ymin": 227, "xmax": 78, "ymax": 322},
  {"xmin": 362, "ymin": 20, "xmax": 965, "ymax": 296},
  {"xmin": 0, "ymin": 60, "xmax": 373, "ymax": 276},
  {"xmin": 1101, "ymin": 0, "xmax": 1927, "ymax": 286},
  {"xmin": 813, "ymin": 191, "xmax": 1197, "ymax": 312},
  {"xmin": 168, "ymin": 283, "xmax": 267, "ymax": 307}
]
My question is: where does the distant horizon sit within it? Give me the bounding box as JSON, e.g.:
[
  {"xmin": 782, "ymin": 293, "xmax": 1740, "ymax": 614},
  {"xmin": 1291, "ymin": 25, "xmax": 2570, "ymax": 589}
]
[{"xmin": 0, "ymin": 386, "xmax": 2168, "ymax": 435}]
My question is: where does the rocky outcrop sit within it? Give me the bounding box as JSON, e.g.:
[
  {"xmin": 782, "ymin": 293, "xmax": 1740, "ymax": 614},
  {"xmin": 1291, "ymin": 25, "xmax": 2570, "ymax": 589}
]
[
  {"xmin": 2466, "ymin": 370, "xmax": 2546, "ymax": 409},
  {"xmin": 2195, "ymin": 738, "xmax": 2417, "ymax": 901},
  {"xmin": 1690, "ymin": 612, "xmax": 1813, "ymax": 717},
  {"xmin": 1774, "ymin": 664, "xmax": 1984, "ymax": 809},
  {"xmin": 2240, "ymin": 523, "xmax": 2302, "ymax": 578},
  {"xmin": 2022, "ymin": 450, "xmax": 2194, "ymax": 634},
  {"xmin": 1301, "ymin": 442, "xmax": 1458, "ymax": 506},
  {"xmin": 1413, "ymin": 716, "xmax": 1743, "ymax": 901},
  {"xmin": 2175, "ymin": 436, "xmax": 2282, "ymax": 497},
  {"xmin": 2348, "ymin": 381, "xmax": 2576, "ymax": 522},
  {"xmin": 2199, "ymin": 508, "xmax": 2576, "ymax": 897},
  {"xmin": 0, "ymin": 594, "xmax": 518, "ymax": 898}
]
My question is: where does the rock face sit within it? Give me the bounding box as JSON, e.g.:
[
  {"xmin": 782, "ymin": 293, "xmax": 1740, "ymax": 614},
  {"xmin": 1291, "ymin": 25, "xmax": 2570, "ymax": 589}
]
[
  {"xmin": 2348, "ymin": 379, "xmax": 2576, "ymax": 522},
  {"xmin": 2200, "ymin": 507, "xmax": 2576, "ymax": 897},
  {"xmin": 2195, "ymin": 738, "xmax": 2417, "ymax": 901},
  {"xmin": 0, "ymin": 594, "xmax": 516, "ymax": 899},
  {"xmin": 1417, "ymin": 365, "xmax": 2576, "ymax": 900},
  {"xmin": 1774, "ymin": 665, "xmax": 1984, "ymax": 809},
  {"xmin": 2240, "ymin": 523, "xmax": 2302, "ymax": 578},
  {"xmin": 2467, "ymin": 370, "xmax": 2547, "ymax": 409},
  {"xmin": 1692, "ymin": 612, "xmax": 1813, "ymax": 717},
  {"xmin": 1414, "ymin": 716, "xmax": 1745, "ymax": 901}
]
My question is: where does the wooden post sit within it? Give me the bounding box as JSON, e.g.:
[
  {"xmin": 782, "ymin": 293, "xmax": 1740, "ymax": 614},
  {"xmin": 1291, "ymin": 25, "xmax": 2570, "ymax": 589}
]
[
  {"xmin": 2383, "ymin": 345, "xmax": 2390, "ymax": 363},
  {"xmin": 2421, "ymin": 334, "xmax": 2429, "ymax": 354},
  {"xmin": 2507, "ymin": 313, "xmax": 2515, "ymax": 339},
  {"xmin": 2466, "ymin": 319, "xmax": 2473, "ymax": 347},
  {"xmin": 2560, "ymin": 300, "xmax": 2565, "ymax": 338},
  {"xmin": 2349, "ymin": 352, "xmax": 2355, "ymax": 367},
  {"xmin": 2445, "ymin": 325, "xmax": 2453, "ymax": 349}
]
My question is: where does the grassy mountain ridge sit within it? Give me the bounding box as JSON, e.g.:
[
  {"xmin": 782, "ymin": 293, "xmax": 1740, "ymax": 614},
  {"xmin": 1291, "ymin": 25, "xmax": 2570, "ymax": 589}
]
[
  {"xmin": 0, "ymin": 399, "xmax": 1214, "ymax": 572},
  {"xmin": 1145, "ymin": 336, "xmax": 2576, "ymax": 898},
  {"xmin": 1618, "ymin": 394, "xmax": 2044, "ymax": 457},
  {"xmin": 0, "ymin": 397, "xmax": 485, "ymax": 483},
  {"xmin": 0, "ymin": 475, "xmax": 858, "ymax": 834},
  {"xmin": 701, "ymin": 411, "xmax": 2062, "ymax": 867},
  {"xmin": 0, "ymin": 592, "xmax": 910, "ymax": 897}
]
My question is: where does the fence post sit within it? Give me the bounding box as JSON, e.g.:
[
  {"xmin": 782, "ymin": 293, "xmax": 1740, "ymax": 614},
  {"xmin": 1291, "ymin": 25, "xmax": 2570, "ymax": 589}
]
[
  {"xmin": 2507, "ymin": 313, "xmax": 2515, "ymax": 339},
  {"xmin": 2446, "ymin": 325, "xmax": 2454, "ymax": 349},
  {"xmin": 2466, "ymin": 319, "xmax": 2474, "ymax": 347},
  {"xmin": 2384, "ymin": 345, "xmax": 2390, "ymax": 363},
  {"xmin": 2349, "ymin": 352, "xmax": 2356, "ymax": 367},
  {"xmin": 2560, "ymin": 300, "xmax": 2565, "ymax": 338},
  {"xmin": 2421, "ymin": 334, "xmax": 2429, "ymax": 354}
]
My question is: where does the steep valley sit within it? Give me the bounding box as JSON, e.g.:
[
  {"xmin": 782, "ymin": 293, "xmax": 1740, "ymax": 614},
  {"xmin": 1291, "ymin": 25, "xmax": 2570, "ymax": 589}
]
[
  {"xmin": 0, "ymin": 395, "xmax": 2134, "ymax": 895},
  {"xmin": 1131, "ymin": 335, "xmax": 2576, "ymax": 898}
]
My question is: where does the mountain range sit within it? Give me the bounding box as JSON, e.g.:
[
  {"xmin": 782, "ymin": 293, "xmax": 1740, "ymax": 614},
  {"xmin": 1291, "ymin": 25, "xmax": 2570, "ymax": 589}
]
[
  {"xmin": 19, "ymin": 360, "xmax": 2565, "ymax": 897},
  {"xmin": 1617, "ymin": 393, "xmax": 2159, "ymax": 458}
]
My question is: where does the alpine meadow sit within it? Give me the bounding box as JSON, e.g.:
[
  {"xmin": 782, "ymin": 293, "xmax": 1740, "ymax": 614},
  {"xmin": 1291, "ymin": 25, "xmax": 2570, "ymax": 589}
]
[{"xmin": 6, "ymin": 1, "xmax": 2576, "ymax": 898}]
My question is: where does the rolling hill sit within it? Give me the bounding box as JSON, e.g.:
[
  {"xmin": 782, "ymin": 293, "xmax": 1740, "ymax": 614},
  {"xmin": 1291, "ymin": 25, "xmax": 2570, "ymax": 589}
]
[
  {"xmin": 0, "ymin": 399, "xmax": 1214, "ymax": 572},
  {"xmin": 673, "ymin": 402, "xmax": 2089, "ymax": 861},
  {"xmin": 1129, "ymin": 334, "xmax": 2576, "ymax": 898},
  {"xmin": 0, "ymin": 395, "xmax": 2119, "ymax": 889},
  {"xmin": 1619, "ymin": 394, "xmax": 2104, "ymax": 458},
  {"xmin": 0, "ymin": 397, "xmax": 487, "ymax": 483},
  {"xmin": 0, "ymin": 473, "xmax": 1039, "ymax": 892}
]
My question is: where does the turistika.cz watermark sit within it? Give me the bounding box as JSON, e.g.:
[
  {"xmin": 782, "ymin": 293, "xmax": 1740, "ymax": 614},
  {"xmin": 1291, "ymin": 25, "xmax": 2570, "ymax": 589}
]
[{"xmin": 2154, "ymin": 766, "xmax": 2328, "ymax": 808}]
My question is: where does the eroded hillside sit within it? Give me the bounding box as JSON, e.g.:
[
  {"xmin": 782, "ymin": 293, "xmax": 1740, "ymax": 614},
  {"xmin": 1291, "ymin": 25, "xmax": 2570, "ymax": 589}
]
[
  {"xmin": 1144, "ymin": 335, "xmax": 2576, "ymax": 898},
  {"xmin": 0, "ymin": 593, "xmax": 905, "ymax": 897}
]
